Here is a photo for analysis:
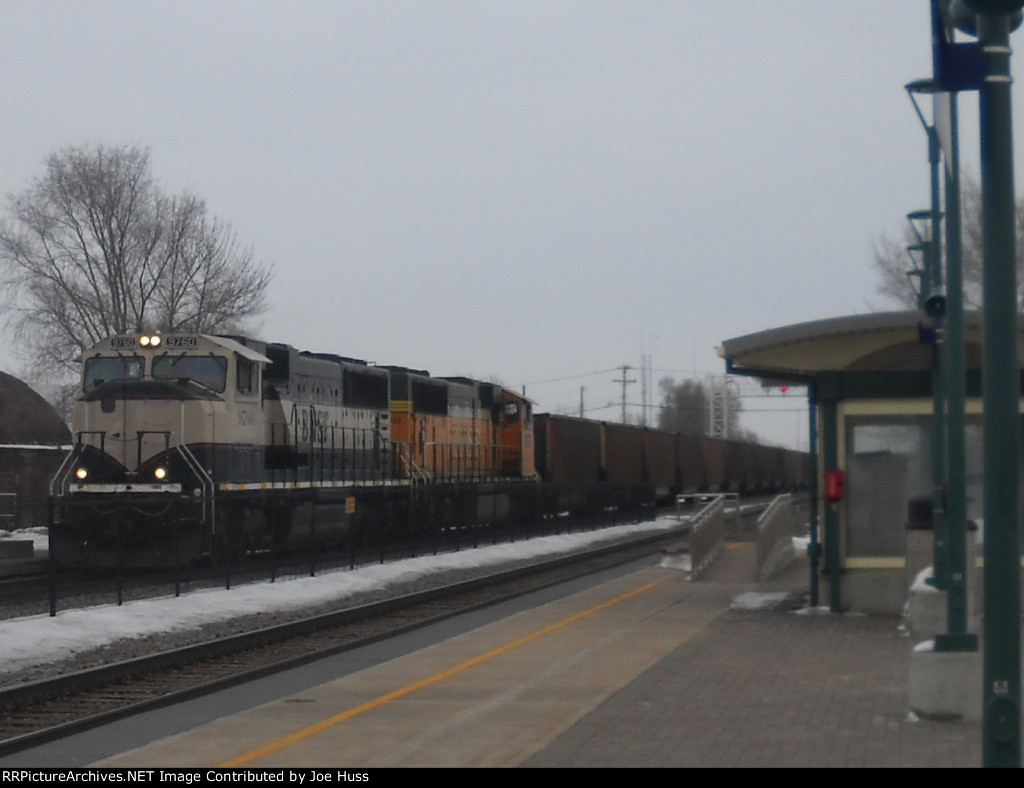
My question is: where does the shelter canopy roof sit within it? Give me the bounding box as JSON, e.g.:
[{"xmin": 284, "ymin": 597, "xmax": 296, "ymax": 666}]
[{"xmin": 716, "ymin": 311, "xmax": 1019, "ymax": 380}]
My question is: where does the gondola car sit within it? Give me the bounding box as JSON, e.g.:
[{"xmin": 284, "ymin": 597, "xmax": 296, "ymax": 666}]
[{"xmin": 532, "ymin": 413, "xmax": 809, "ymax": 499}]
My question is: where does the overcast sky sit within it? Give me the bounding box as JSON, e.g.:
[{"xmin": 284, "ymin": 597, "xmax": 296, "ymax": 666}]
[{"xmin": 0, "ymin": 1, "xmax": 1011, "ymax": 448}]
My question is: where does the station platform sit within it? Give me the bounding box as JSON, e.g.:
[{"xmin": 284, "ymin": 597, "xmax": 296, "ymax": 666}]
[{"xmin": 66, "ymin": 539, "xmax": 981, "ymax": 769}]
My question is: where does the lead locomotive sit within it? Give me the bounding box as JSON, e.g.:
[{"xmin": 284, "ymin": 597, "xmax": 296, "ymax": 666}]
[{"xmin": 51, "ymin": 333, "xmax": 535, "ymax": 566}]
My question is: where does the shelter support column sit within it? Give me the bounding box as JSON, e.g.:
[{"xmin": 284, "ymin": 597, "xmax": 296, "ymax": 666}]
[{"xmin": 818, "ymin": 373, "xmax": 842, "ymax": 613}]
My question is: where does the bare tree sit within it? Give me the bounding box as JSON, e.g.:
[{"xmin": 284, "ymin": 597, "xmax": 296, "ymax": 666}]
[
  {"xmin": 0, "ymin": 144, "xmax": 272, "ymax": 373},
  {"xmin": 873, "ymin": 177, "xmax": 1024, "ymax": 311},
  {"xmin": 656, "ymin": 378, "xmax": 707, "ymax": 435},
  {"xmin": 871, "ymin": 232, "xmax": 924, "ymax": 310},
  {"xmin": 656, "ymin": 376, "xmax": 758, "ymax": 441}
]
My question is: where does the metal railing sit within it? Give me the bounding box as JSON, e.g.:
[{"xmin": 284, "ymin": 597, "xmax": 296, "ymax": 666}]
[
  {"xmin": 0, "ymin": 492, "xmax": 15, "ymax": 528},
  {"xmin": 265, "ymin": 420, "xmax": 528, "ymax": 486},
  {"xmin": 686, "ymin": 495, "xmax": 726, "ymax": 580},
  {"xmin": 756, "ymin": 493, "xmax": 796, "ymax": 581},
  {"xmin": 51, "ymin": 430, "xmax": 214, "ymax": 525},
  {"xmin": 39, "ymin": 480, "xmax": 659, "ymax": 615}
]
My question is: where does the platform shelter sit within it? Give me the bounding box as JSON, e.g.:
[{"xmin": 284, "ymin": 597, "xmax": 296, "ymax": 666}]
[{"xmin": 719, "ymin": 310, "xmax": 1024, "ymax": 615}]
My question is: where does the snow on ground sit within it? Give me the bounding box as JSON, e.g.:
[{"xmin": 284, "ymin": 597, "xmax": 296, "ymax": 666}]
[
  {"xmin": 729, "ymin": 591, "xmax": 792, "ymax": 611},
  {"xmin": 0, "ymin": 517, "xmax": 691, "ymax": 677},
  {"xmin": 0, "ymin": 527, "xmax": 48, "ymax": 552}
]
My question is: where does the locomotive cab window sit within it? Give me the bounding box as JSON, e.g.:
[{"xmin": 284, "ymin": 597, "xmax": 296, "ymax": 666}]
[
  {"xmin": 152, "ymin": 354, "xmax": 228, "ymax": 393},
  {"xmin": 236, "ymin": 356, "xmax": 258, "ymax": 395},
  {"xmin": 83, "ymin": 356, "xmax": 144, "ymax": 392}
]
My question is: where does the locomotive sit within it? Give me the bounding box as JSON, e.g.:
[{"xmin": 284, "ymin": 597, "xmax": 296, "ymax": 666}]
[
  {"xmin": 50, "ymin": 333, "xmax": 534, "ymax": 567},
  {"xmin": 50, "ymin": 332, "xmax": 808, "ymax": 568}
]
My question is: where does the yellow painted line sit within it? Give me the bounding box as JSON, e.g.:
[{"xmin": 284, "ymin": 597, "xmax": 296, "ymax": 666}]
[{"xmin": 219, "ymin": 575, "xmax": 671, "ymax": 767}]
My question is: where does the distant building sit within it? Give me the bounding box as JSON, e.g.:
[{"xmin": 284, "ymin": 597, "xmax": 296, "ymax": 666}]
[{"xmin": 0, "ymin": 372, "xmax": 71, "ymax": 530}]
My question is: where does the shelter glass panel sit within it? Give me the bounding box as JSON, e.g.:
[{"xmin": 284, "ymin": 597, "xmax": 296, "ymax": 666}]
[
  {"xmin": 845, "ymin": 416, "xmax": 932, "ymax": 558},
  {"xmin": 844, "ymin": 414, "xmax": 985, "ymax": 558}
]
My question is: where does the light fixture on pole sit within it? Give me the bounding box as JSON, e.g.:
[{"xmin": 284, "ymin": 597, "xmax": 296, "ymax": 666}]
[{"xmin": 906, "ymin": 77, "xmax": 950, "ymax": 621}]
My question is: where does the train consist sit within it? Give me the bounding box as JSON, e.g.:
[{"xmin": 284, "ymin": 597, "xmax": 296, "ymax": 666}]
[
  {"xmin": 50, "ymin": 332, "xmax": 807, "ymax": 567},
  {"xmin": 534, "ymin": 413, "xmax": 808, "ymax": 499}
]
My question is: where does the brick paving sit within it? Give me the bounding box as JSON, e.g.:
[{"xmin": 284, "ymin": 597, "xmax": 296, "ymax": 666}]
[{"xmin": 522, "ymin": 546, "xmax": 983, "ymax": 768}]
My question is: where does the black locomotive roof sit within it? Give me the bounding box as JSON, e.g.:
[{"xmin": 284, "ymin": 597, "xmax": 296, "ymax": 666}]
[
  {"xmin": 299, "ymin": 350, "xmax": 371, "ymax": 366},
  {"xmin": 382, "ymin": 365, "xmax": 431, "ymax": 378}
]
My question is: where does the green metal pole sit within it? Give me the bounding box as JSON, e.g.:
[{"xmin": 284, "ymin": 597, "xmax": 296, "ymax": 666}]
[
  {"xmin": 926, "ymin": 123, "xmax": 950, "ymax": 596},
  {"xmin": 807, "ymin": 384, "xmax": 819, "ymax": 608},
  {"xmin": 974, "ymin": 7, "xmax": 1022, "ymax": 768},
  {"xmin": 818, "ymin": 374, "xmax": 841, "ymax": 613},
  {"xmin": 938, "ymin": 88, "xmax": 976, "ymax": 647}
]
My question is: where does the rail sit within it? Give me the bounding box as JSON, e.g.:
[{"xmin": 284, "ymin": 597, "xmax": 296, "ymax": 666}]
[{"xmin": 0, "ymin": 526, "xmax": 682, "ymax": 756}]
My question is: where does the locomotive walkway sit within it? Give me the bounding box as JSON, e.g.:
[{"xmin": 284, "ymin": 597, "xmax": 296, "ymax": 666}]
[{"xmin": 77, "ymin": 539, "xmax": 985, "ymax": 769}]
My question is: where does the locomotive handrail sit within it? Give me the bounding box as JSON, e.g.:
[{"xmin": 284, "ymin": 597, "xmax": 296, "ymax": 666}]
[
  {"xmin": 51, "ymin": 431, "xmax": 111, "ymax": 500},
  {"xmin": 137, "ymin": 430, "xmax": 215, "ymax": 526},
  {"xmin": 395, "ymin": 442, "xmax": 430, "ymax": 484},
  {"xmin": 411, "ymin": 439, "xmax": 534, "ymax": 484},
  {"xmin": 51, "ymin": 430, "xmax": 215, "ymax": 526},
  {"xmin": 266, "ymin": 414, "xmax": 533, "ymax": 487},
  {"xmin": 51, "ymin": 443, "xmax": 84, "ymax": 498}
]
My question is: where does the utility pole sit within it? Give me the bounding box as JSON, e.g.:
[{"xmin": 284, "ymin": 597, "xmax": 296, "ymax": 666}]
[
  {"xmin": 614, "ymin": 365, "xmax": 635, "ymax": 424},
  {"xmin": 640, "ymin": 352, "xmax": 651, "ymax": 427}
]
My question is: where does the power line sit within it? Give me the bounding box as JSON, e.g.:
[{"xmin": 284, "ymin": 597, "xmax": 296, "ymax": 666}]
[{"xmin": 525, "ymin": 367, "xmax": 620, "ymax": 386}]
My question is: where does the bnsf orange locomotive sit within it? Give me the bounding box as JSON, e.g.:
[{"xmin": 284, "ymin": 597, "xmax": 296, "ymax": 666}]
[{"xmin": 51, "ymin": 333, "xmax": 535, "ymax": 566}]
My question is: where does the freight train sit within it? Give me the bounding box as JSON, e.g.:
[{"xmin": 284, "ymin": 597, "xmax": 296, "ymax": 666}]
[{"xmin": 50, "ymin": 332, "xmax": 808, "ymax": 567}]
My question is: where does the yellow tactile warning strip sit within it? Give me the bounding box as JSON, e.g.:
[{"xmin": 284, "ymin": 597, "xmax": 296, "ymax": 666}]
[
  {"xmin": 218, "ymin": 576, "xmax": 671, "ymax": 767},
  {"xmin": 92, "ymin": 555, "xmax": 752, "ymax": 768}
]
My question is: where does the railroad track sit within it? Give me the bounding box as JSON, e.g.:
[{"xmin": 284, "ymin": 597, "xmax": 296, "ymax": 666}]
[{"xmin": 0, "ymin": 523, "xmax": 690, "ymax": 758}]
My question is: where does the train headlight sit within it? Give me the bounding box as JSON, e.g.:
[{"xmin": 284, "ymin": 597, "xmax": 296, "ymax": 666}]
[
  {"xmin": 139, "ymin": 334, "xmax": 162, "ymax": 348},
  {"xmin": 153, "ymin": 466, "xmax": 168, "ymax": 481},
  {"xmin": 75, "ymin": 467, "xmax": 88, "ymax": 481}
]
